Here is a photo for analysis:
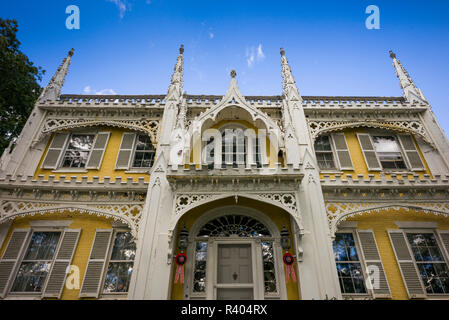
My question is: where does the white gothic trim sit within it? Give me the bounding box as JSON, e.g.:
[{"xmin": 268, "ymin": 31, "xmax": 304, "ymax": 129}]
[
  {"xmin": 327, "ymin": 202, "xmax": 449, "ymax": 237},
  {"xmin": 0, "ymin": 200, "xmax": 143, "ymax": 239},
  {"xmin": 36, "ymin": 119, "xmax": 160, "ymax": 145},
  {"xmin": 189, "ymin": 205, "xmax": 281, "ymax": 239},
  {"xmin": 171, "ymin": 192, "xmax": 302, "ymax": 233},
  {"xmin": 308, "ymin": 120, "xmax": 434, "ymax": 147}
]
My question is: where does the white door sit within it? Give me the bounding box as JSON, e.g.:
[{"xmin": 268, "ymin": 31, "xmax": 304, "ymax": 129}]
[{"xmin": 216, "ymin": 243, "xmax": 254, "ymax": 300}]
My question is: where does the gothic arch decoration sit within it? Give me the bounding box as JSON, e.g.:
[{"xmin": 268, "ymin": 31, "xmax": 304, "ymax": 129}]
[
  {"xmin": 0, "ymin": 200, "xmax": 143, "ymax": 239},
  {"xmin": 170, "ymin": 192, "xmax": 303, "ymax": 233},
  {"xmin": 308, "ymin": 120, "xmax": 434, "ymax": 147},
  {"xmin": 326, "ymin": 202, "xmax": 449, "ymax": 237},
  {"xmin": 188, "ymin": 74, "xmax": 285, "ymax": 150},
  {"xmin": 196, "ymin": 214, "xmax": 272, "ymax": 238},
  {"xmin": 36, "ymin": 119, "xmax": 160, "ymax": 145}
]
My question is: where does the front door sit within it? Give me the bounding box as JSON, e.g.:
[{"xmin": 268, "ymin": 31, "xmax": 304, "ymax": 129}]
[{"xmin": 216, "ymin": 243, "xmax": 254, "ymax": 300}]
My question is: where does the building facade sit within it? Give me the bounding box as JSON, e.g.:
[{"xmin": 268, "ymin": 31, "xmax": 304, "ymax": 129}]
[{"xmin": 0, "ymin": 46, "xmax": 449, "ymax": 300}]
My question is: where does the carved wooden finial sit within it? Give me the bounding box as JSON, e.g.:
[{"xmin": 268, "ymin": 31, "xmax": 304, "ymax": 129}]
[
  {"xmin": 230, "ymin": 69, "xmax": 237, "ymax": 78},
  {"xmin": 389, "ymin": 50, "xmax": 396, "ymax": 59}
]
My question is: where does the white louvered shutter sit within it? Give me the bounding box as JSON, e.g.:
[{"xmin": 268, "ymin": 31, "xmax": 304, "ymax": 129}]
[
  {"xmin": 331, "ymin": 133, "xmax": 353, "ymax": 170},
  {"xmin": 387, "ymin": 230, "xmax": 426, "ymax": 298},
  {"xmin": 0, "ymin": 229, "xmax": 30, "ymax": 298},
  {"xmin": 86, "ymin": 132, "xmax": 110, "ymax": 169},
  {"xmin": 397, "ymin": 134, "xmax": 425, "ymax": 171},
  {"xmin": 115, "ymin": 133, "xmax": 136, "ymax": 170},
  {"xmin": 43, "ymin": 229, "xmax": 81, "ymax": 298},
  {"xmin": 357, "ymin": 133, "xmax": 382, "ymax": 171},
  {"xmin": 79, "ymin": 229, "xmax": 113, "ymax": 298},
  {"xmin": 436, "ymin": 230, "xmax": 449, "ymax": 262},
  {"xmin": 356, "ymin": 230, "xmax": 391, "ymax": 298},
  {"xmin": 42, "ymin": 133, "xmax": 70, "ymax": 169}
]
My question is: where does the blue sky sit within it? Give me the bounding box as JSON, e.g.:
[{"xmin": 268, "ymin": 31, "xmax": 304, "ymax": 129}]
[{"xmin": 1, "ymin": 0, "xmax": 449, "ymax": 133}]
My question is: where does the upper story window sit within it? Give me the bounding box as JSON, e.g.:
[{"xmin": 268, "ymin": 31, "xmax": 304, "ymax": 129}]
[
  {"xmin": 372, "ymin": 136, "xmax": 406, "ymax": 170},
  {"xmin": 357, "ymin": 133, "xmax": 425, "ymax": 172},
  {"xmin": 222, "ymin": 128, "xmax": 246, "ymax": 168},
  {"xmin": 204, "ymin": 126, "xmax": 262, "ymax": 169},
  {"xmin": 10, "ymin": 232, "xmax": 61, "ymax": 293},
  {"xmin": 406, "ymin": 233, "xmax": 449, "ymax": 294},
  {"xmin": 333, "ymin": 233, "xmax": 367, "ymax": 294},
  {"xmin": 42, "ymin": 131, "xmax": 110, "ymax": 170},
  {"xmin": 61, "ymin": 134, "xmax": 95, "ymax": 168},
  {"xmin": 314, "ymin": 133, "xmax": 353, "ymax": 171},
  {"xmin": 314, "ymin": 136, "xmax": 336, "ymax": 170},
  {"xmin": 131, "ymin": 135, "xmax": 155, "ymax": 168},
  {"xmin": 116, "ymin": 133, "xmax": 155, "ymax": 170}
]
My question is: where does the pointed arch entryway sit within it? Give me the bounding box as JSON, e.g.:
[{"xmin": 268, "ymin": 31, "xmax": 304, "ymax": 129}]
[{"xmin": 169, "ymin": 197, "xmax": 301, "ymax": 300}]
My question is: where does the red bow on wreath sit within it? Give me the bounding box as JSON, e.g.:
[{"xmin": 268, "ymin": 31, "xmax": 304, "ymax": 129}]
[
  {"xmin": 174, "ymin": 253, "xmax": 187, "ymax": 284},
  {"xmin": 283, "ymin": 252, "xmax": 297, "ymax": 283}
]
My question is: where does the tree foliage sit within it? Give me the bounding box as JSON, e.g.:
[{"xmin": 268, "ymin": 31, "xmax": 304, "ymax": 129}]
[{"xmin": 0, "ymin": 18, "xmax": 44, "ymax": 155}]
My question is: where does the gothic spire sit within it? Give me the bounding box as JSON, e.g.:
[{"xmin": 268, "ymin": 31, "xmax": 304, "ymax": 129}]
[
  {"xmin": 167, "ymin": 44, "xmax": 184, "ymax": 100},
  {"xmin": 39, "ymin": 48, "xmax": 74, "ymax": 102},
  {"xmin": 389, "ymin": 50, "xmax": 426, "ymax": 103},
  {"xmin": 280, "ymin": 48, "xmax": 301, "ymax": 101}
]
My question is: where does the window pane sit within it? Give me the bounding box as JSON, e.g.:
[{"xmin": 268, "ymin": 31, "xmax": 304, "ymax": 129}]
[
  {"xmin": 24, "ymin": 232, "xmax": 60, "ymax": 261},
  {"xmin": 372, "ymin": 136, "xmax": 401, "ymax": 153},
  {"xmin": 261, "ymin": 241, "xmax": 277, "ymax": 293},
  {"xmin": 110, "ymin": 232, "xmax": 136, "ymax": 261},
  {"xmin": 135, "ymin": 135, "xmax": 153, "ymax": 151},
  {"xmin": 103, "ymin": 262, "xmax": 134, "ymax": 293},
  {"xmin": 11, "ymin": 262, "xmax": 52, "ymax": 293},
  {"xmin": 407, "ymin": 233, "xmax": 449, "ymax": 294},
  {"xmin": 333, "ymin": 233, "xmax": 366, "ymax": 294},
  {"xmin": 193, "ymin": 241, "xmax": 208, "ymax": 293},
  {"xmin": 314, "ymin": 136, "xmax": 332, "ymax": 151}
]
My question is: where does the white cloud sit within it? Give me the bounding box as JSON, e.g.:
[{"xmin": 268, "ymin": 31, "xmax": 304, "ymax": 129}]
[
  {"xmin": 257, "ymin": 44, "xmax": 265, "ymax": 60},
  {"xmin": 96, "ymin": 88, "xmax": 117, "ymax": 95},
  {"xmin": 246, "ymin": 44, "xmax": 265, "ymax": 68},
  {"xmin": 83, "ymin": 86, "xmax": 117, "ymax": 95},
  {"xmin": 209, "ymin": 32, "xmax": 214, "ymax": 39},
  {"xmin": 107, "ymin": 0, "xmax": 129, "ymax": 18}
]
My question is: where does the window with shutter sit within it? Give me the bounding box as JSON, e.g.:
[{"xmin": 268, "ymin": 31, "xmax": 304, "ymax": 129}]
[
  {"xmin": 0, "ymin": 229, "xmax": 30, "ymax": 298},
  {"xmin": 405, "ymin": 232, "xmax": 449, "ymax": 295},
  {"xmin": 332, "ymin": 233, "xmax": 367, "ymax": 295},
  {"xmin": 397, "ymin": 134, "xmax": 425, "ymax": 171},
  {"xmin": 60, "ymin": 134, "xmax": 95, "ymax": 168},
  {"xmin": 86, "ymin": 132, "xmax": 110, "ymax": 169},
  {"xmin": 43, "ymin": 229, "xmax": 81, "ymax": 298},
  {"xmin": 314, "ymin": 135, "xmax": 336, "ymax": 170},
  {"xmin": 42, "ymin": 133, "xmax": 70, "ymax": 169},
  {"xmin": 131, "ymin": 134, "xmax": 155, "ymax": 168},
  {"xmin": 115, "ymin": 133, "xmax": 136, "ymax": 170},
  {"xmin": 331, "ymin": 133, "xmax": 354, "ymax": 170},
  {"xmin": 387, "ymin": 230, "xmax": 426, "ymax": 298},
  {"xmin": 103, "ymin": 231, "xmax": 136, "ymax": 294},
  {"xmin": 10, "ymin": 231, "xmax": 62, "ymax": 294},
  {"xmin": 79, "ymin": 229, "xmax": 113, "ymax": 298},
  {"xmin": 356, "ymin": 230, "xmax": 391, "ymax": 298},
  {"xmin": 356, "ymin": 134, "xmax": 382, "ymax": 171}
]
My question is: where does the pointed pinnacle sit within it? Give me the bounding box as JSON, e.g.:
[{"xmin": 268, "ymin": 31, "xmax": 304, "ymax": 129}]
[
  {"xmin": 230, "ymin": 69, "xmax": 236, "ymax": 78},
  {"xmin": 69, "ymin": 48, "xmax": 75, "ymax": 57},
  {"xmin": 280, "ymin": 48, "xmax": 285, "ymax": 56},
  {"xmin": 389, "ymin": 50, "xmax": 396, "ymax": 59},
  {"xmin": 179, "ymin": 44, "xmax": 184, "ymax": 54}
]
